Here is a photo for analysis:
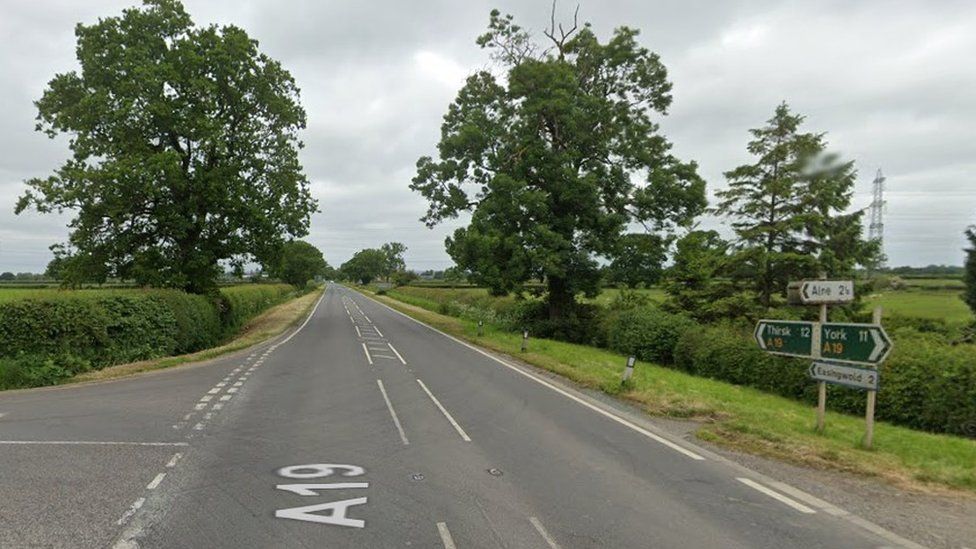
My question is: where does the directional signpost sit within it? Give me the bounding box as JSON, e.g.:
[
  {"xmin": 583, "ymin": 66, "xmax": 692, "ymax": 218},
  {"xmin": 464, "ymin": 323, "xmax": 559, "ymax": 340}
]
[
  {"xmin": 754, "ymin": 320, "xmax": 814, "ymax": 358},
  {"xmin": 756, "ymin": 277, "xmax": 892, "ymax": 448},
  {"xmin": 819, "ymin": 322, "xmax": 892, "ymax": 365},
  {"xmin": 798, "ymin": 279, "xmax": 854, "ymax": 304},
  {"xmin": 809, "ymin": 361, "xmax": 880, "ymax": 391}
]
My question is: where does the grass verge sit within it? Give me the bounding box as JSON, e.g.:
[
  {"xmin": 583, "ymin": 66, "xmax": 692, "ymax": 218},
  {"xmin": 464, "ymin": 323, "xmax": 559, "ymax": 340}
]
[
  {"xmin": 68, "ymin": 286, "xmax": 323, "ymax": 384},
  {"xmin": 362, "ymin": 288, "xmax": 976, "ymax": 496}
]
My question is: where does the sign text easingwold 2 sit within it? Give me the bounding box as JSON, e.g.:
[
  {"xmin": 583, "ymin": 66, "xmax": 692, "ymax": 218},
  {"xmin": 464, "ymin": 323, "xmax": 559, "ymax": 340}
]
[{"xmin": 809, "ymin": 361, "xmax": 880, "ymax": 391}]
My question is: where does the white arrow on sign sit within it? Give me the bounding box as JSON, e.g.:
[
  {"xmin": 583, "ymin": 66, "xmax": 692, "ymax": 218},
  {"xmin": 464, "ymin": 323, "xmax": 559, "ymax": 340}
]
[
  {"xmin": 809, "ymin": 361, "xmax": 879, "ymax": 391},
  {"xmin": 800, "ymin": 280, "xmax": 854, "ymax": 304}
]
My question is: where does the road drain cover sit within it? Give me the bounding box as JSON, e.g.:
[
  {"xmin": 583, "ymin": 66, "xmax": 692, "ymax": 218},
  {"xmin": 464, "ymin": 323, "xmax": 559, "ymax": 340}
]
[
  {"xmin": 487, "ymin": 468, "xmax": 503, "ymax": 477},
  {"xmin": 411, "ymin": 473, "xmax": 425, "ymax": 481}
]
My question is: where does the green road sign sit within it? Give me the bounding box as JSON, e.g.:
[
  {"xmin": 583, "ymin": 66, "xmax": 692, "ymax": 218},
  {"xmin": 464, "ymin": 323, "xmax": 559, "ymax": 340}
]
[
  {"xmin": 754, "ymin": 320, "xmax": 814, "ymax": 358},
  {"xmin": 819, "ymin": 323, "xmax": 893, "ymax": 365}
]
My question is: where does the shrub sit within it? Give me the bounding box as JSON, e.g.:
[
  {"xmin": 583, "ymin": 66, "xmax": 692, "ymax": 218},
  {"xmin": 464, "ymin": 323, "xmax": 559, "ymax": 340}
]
[
  {"xmin": 218, "ymin": 284, "xmax": 297, "ymax": 334},
  {"xmin": 606, "ymin": 305, "xmax": 696, "ymax": 364}
]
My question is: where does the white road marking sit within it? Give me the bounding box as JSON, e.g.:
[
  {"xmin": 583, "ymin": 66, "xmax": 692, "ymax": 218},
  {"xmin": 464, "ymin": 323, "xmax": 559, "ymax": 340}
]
[
  {"xmin": 276, "ymin": 483, "xmax": 369, "ymax": 495},
  {"xmin": 372, "ymin": 354, "xmax": 397, "ymax": 359},
  {"xmin": 376, "ymin": 380, "xmax": 409, "ymax": 445},
  {"xmin": 200, "ymin": 395, "xmax": 213, "ymax": 402},
  {"xmin": 437, "ymin": 522, "xmax": 457, "ymax": 549},
  {"xmin": 417, "ymin": 379, "xmax": 471, "ymax": 442},
  {"xmin": 355, "ymin": 325, "xmax": 362, "ymax": 338},
  {"xmin": 361, "ymin": 343, "xmax": 373, "ymax": 365},
  {"xmin": 736, "ymin": 477, "xmax": 816, "ymax": 514},
  {"xmin": 529, "ymin": 517, "xmax": 561, "ymax": 549},
  {"xmin": 215, "ymin": 382, "xmax": 227, "ymax": 387},
  {"xmin": 207, "ymin": 388, "xmax": 220, "ymax": 394},
  {"xmin": 182, "ymin": 413, "xmax": 194, "ymax": 421},
  {"xmin": 212, "ymin": 403, "xmax": 224, "ymax": 410},
  {"xmin": 372, "ymin": 325, "xmax": 383, "ymax": 338},
  {"xmin": 233, "ymin": 381, "xmax": 244, "ymax": 387},
  {"xmin": 117, "ymin": 498, "xmax": 145, "ymax": 525},
  {"xmin": 165, "ymin": 453, "xmax": 183, "ymax": 468},
  {"xmin": 193, "ymin": 422, "xmax": 205, "ymax": 430},
  {"xmin": 220, "ymin": 394, "xmax": 233, "ymax": 401},
  {"xmin": 0, "ymin": 440, "xmax": 188, "ymax": 446},
  {"xmin": 368, "ymin": 295, "xmax": 704, "ymax": 460},
  {"xmin": 767, "ymin": 481, "xmax": 848, "ymax": 516},
  {"xmin": 387, "ymin": 343, "xmax": 407, "ymax": 365},
  {"xmin": 227, "ymin": 387, "xmax": 238, "ymax": 394},
  {"xmin": 273, "ymin": 289, "xmax": 326, "ymax": 347},
  {"xmin": 362, "ymin": 313, "xmax": 372, "ymax": 323},
  {"xmin": 276, "ymin": 498, "xmax": 368, "ymax": 527},
  {"xmin": 146, "ymin": 472, "xmax": 166, "ymax": 490}
]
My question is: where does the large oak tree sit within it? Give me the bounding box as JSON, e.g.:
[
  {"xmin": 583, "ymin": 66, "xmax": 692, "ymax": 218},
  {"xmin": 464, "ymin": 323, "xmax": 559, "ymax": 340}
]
[
  {"xmin": 16, "ymin": 0, "xmax": 316, "ymax": 294},
  {"xmin": 411, "ymin": 9, "xmax": 705, "ymax": 320}
]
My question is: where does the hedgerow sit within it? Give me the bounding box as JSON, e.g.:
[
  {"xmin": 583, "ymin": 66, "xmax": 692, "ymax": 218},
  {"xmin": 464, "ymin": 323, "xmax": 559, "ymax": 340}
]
[{"xmin": 0, "ymin": 284, "xmax": 301, "ymax": 389}]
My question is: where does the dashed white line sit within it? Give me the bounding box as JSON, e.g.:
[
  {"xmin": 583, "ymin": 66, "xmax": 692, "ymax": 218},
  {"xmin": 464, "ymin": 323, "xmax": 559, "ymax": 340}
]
[
  {"xmin": 362, "ymin": 342, "xmax": 373, "ymax": 365},
  {"xmin": 436, "ymin": 522, "xmax": 457, "ymax": 549},
  {"xmin": 376, "ymin": 379, "xmax": 409, "ymax": 445},
  {"xmin": 529, "ymin": 517, "xmax": 561, "ymax": 548},
  {"xmin": 387, "ymin": 343, "xmax": 406, "ymax": 365},
  {"xmin": 736, "ymin": 477, "xmax": 816, "ymax": 514},
  {"xmin": 117, "ymin": 498, "xmax": 145, "ymax": 525},
  {"xmin": 146, "ymin": 473, "xmax": 166, "ymax": 490},
  {"xmin": 372, "ymin": 325, "xmax": 383, "ymax": 338},
  {"xmin": 417, "ymin": 379, "xmax": 471, "ymax": 442},
  {"xmin": 355, "ymin": 325, "xmax": 363, "ymax": 338},
  {"xmin": 165, "ymin": 453, "xmax": 183, "ymax": 468},
  {"xmin": 220, "ymin": 394, "xmax": 233, "ymax": 401}
]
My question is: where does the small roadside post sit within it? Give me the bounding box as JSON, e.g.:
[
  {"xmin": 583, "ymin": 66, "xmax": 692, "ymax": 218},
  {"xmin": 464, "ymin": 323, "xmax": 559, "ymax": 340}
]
[
  {"xmin": 477, "ymin": 320, "xmax": 484, "ymax": 337},
  {"xmin": 521, "ymin": 330, "xmax": 528, "ymax": 352},
  {"xmin": 621, "ymin": 356, "xmax": 636, "ymax": 384},
  {"xmin": 760, "ymin": 274, "xmax": 890, "ymax": 441}
]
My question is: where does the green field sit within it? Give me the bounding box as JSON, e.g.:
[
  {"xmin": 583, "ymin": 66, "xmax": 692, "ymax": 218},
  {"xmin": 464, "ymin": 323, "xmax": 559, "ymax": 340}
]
[
  {"xmin": 866, "ymin": 289, "xmax": 971, "ymax": 323},
  {"xmin": 0, "ymin": 287, "xmax": 143, "ymax": 303}
]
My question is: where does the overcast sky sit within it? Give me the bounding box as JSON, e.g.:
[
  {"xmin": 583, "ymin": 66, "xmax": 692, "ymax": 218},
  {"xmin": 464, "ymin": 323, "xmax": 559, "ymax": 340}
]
[{"xmin": 1, "ymin": 0, "xmax": 974, "ymax": 272}]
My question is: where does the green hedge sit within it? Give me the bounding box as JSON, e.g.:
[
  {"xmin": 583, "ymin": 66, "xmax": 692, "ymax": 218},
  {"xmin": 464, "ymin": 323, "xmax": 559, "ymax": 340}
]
[
  {"xmin": 0, "ymin": 284, "xmax": 300, "ymax": 390},
  {"xmin": 605, "ymin": 306, "xmax": 696, "ymax": 364}
]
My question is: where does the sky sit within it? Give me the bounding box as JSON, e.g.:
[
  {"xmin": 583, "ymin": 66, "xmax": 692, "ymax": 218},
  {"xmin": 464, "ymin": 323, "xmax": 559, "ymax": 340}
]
[{"xmin": 1, "ymin": 0, "xmax": 974, "ymax": 272}]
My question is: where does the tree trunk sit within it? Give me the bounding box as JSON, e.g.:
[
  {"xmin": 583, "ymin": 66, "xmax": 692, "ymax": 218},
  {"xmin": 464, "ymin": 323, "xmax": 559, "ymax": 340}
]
[{"xmin": 546, "ymin": 275, "xmax": 574, "ymax": 321}]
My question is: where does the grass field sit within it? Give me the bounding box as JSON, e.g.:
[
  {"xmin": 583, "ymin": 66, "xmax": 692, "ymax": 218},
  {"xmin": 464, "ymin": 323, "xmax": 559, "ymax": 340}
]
[
  {"xmin": 866, "ymin": 289, "xmax": 971, "ymax": 323},
  {"xmin": 365, "ymin": 290, "xmax": 976, "ymax": 494},
  {"xmin": 0, "ymin": 287, "xmax": 143, "ymax": 303}
]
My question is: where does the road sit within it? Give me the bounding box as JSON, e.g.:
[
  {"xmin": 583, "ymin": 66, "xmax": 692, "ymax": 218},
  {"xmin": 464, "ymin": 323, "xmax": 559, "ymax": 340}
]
[{"xmin": 0, "ymin": 284, "xmax": 919, "ymax": 548}]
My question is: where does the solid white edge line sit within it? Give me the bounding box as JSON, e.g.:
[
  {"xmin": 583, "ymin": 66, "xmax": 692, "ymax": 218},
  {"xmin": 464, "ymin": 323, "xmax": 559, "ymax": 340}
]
[
  {"xmin": 387, "ymin": 343, "xmax": 407, "ymax": 365},
  {"xmin": 362, "ymin": 342, "xmax": 374, "ymax": 365},
  {"xmin": 529, "ymin": 516, "xmax": 562, "ymax": 549},
  {"xmin": 767, "ymin": 481, "xmax": 848, "ymax": 516},
  {"xmin": 146, "ymin": 472, "xmax": 166, "ymax": 490},
  {"xmin": 736, "ymin": 477, "xmax": 816, "ymax": 514},
  {"xmin": 362, "ymin": 292, "xmax": 703, "ymax": 461},
  {"xmin": 436, "ymin": 522, "xmax": 457, "ymax": 549},
  {"xmin": 417, "ymin": 379, "xmax": 471, "ymax": 442},
  {"xmin": 0, "ymin": 440, "xmax": 188, "ymax": 446},
  {"xmin": 376, "ymin": 379, "xmax": 409, "ymax": 445}
]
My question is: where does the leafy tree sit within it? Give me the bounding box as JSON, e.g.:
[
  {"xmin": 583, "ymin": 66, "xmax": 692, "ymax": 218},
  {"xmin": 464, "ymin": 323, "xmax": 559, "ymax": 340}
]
[
  {"xmin": 380, "ymin": 242, "xmax": 407, "ymax": 279},
  {"xmin": 391, "ymin": 269, "xmax": 419, "ymax": 287},
  {"xmin": 411, "ymin": 8, "xmax": 705, "ymax": 320},
  {"xmin": 714, "ymin": 103, "xmax": 873, "ymax": 308},
  {"xmin": 15, "ymin": 0, "xmax": 316, "ymax": 295},
  {"xmin": 340, "ymin": 249, "xmax": 387, "ymax": 285},
  {"xmin": 0, "ymin": 272, "xmax": 14, "ymax": 281},
  {"xmin": 274, "ymin": 240, "xmax": 327, "ymax": 287},
  {"xmin": 606, "ymin": 233, "xmax": 669, "ymax": 288},
  {"xmin": 662, "ymin": 230, "xmax": 750, "ymax": 320},
  {"xmin": 964, "ymin": 227, "xmax": 976, "ymax": 315}
]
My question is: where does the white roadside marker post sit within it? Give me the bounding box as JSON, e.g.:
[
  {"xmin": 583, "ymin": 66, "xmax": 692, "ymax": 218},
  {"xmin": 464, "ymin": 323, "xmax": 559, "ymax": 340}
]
[
  {"xmin": 477, "ymin": 320, "xmax": 484, "ymax": 337},
  {"xmin": 865, "ymin": 306, "xmax": 882, "ymax": 449},
  {"xmin": 521, "ymin": 330, "xmax": 529, "ymax": 352},
  {"xmin": 621, "ymin": 356, "xmax": 636, "ymax": 384}
]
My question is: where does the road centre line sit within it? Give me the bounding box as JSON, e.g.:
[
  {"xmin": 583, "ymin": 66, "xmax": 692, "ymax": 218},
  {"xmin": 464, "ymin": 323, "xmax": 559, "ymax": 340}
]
[
  {"xmin": 372, "ymin": 325, "xmax": 383, "ymax": 338},
  {"xmin": 362, "ymin": 343, "xmax": 374, "ymax": 365},
  {"xmin": 529, "ymin": 517, "xmax": 562, "ymax": 549},
  {"xmin": 436, "ymin": 522, "xmax": 457, "ymax": 549},
  {"xmin": 417, "ymin": 379, "xmax": 471, "ymax": 442},
  {"xmin": 165, "ymin": 453, "xmax": 183, "ymax": 468},
  {"xmin": 117, "ymin": 498, "xmax": 145, "ymax": 526},
  {"xmin": 376, "ymin": 379, "xmax": 409, "ymax": 445},
  {"xmin": 365, "ymin": 293, "xmax": 705, "ymax": 461},
  {"xmin": 355, "ymin": 325, "xmax": 362, "ymax": 338},
  {"xmin": 0, "ymin": 440, "xmax": 189, "ymax": 447},
  {"xmin": 387, "ymin": 343, "xmax": 407, "ymax": 364},
  {"xmin": 146, "ymin": 473, "xmax": 166, "ymax": 490},
  {"xmin": 736, "ymin": 477, "xmax": 816, "ymax": 514}
]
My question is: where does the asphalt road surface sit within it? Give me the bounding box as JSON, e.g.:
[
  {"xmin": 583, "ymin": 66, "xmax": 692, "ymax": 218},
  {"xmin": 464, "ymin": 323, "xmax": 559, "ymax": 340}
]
[{"xmin": 0, "ymin": 284, "xmax": 921, "ymax": 548}]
